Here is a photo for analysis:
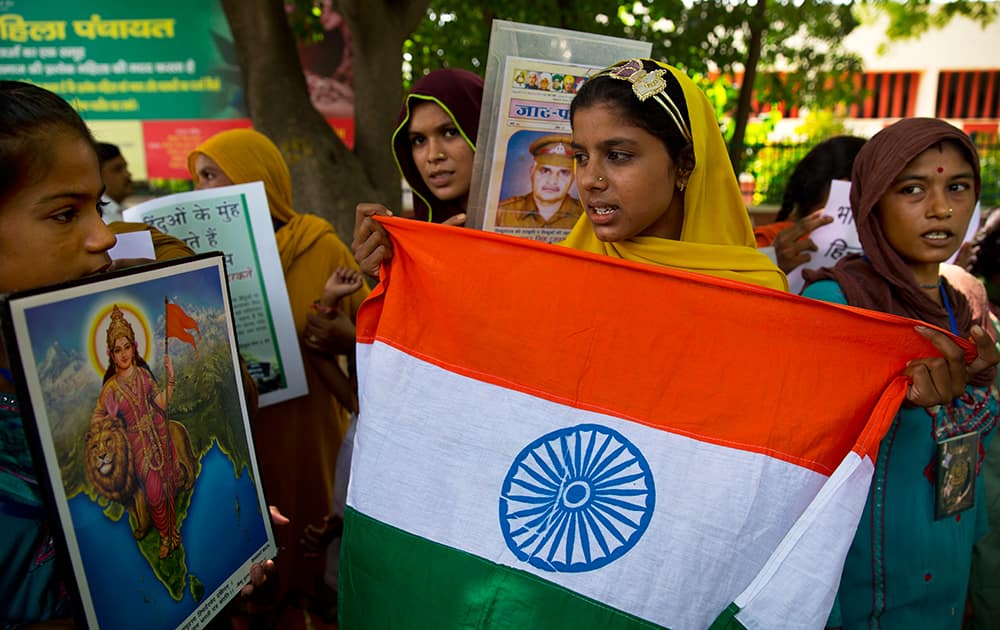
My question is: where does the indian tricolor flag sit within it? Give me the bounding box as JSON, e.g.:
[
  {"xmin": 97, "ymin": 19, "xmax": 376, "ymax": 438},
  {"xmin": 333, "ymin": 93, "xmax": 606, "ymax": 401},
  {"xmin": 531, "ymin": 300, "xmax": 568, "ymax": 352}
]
[{"xmin": 342, "ymin": 217, "xmax": 967, "ymax": 629}]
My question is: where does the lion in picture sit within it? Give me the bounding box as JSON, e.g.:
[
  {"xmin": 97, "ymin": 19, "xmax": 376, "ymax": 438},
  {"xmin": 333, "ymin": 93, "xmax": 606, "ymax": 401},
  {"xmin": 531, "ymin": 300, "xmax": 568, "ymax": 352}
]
[{"xmin": 84, "ymin": 415, "xmax": 197, "ymax": 539}]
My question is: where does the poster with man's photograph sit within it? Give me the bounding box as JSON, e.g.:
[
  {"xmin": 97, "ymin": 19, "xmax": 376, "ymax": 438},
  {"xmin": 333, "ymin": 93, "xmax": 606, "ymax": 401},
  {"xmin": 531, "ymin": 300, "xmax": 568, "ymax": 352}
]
[
  {"xmin": 480, "ymin": 56, "xmax": 596, "ymax": 244},
  {"xmin": 494, "ymin": 130, "xmax": 583, "ymax": 237},
  {"xmin": 1, "ymin": 254, "xmax": 275, "ymax": 630}
]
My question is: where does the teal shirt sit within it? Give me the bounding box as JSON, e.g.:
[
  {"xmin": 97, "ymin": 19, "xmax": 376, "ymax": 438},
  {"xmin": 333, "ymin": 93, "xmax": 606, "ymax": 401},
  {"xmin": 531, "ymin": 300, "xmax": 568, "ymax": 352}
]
[
  {"xmin": 0, "ymin": 393, "xmax": 69, "ymax": 627},
  {"xmin": 803, "ymin": 280, "xmax": 998, "ymax": 629},
  {"xmin": 969, "ymin": 313, "xmax": 1000, "ymax": 630}
]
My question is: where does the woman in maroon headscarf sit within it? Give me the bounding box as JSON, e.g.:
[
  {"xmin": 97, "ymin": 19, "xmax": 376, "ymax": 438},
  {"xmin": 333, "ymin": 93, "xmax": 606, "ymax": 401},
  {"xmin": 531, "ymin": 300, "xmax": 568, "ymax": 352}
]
[
  {"xmin": 802, "ymin": 118, "xmax": 999, "ymax": 629},
  {"xmin": 353, "ymin": 68, "xmax": 483, "ymax": 274},
  {"xmin": 390, "ymin": 68, "xmax": 483, "ymax": 224}
]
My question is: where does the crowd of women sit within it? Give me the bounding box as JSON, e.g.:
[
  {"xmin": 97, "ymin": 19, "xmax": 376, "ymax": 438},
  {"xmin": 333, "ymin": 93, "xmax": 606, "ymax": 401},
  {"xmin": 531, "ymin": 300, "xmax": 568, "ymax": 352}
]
[{"xmin": 2, "ymin": 53, "xmax": 999, "ymax": 630}]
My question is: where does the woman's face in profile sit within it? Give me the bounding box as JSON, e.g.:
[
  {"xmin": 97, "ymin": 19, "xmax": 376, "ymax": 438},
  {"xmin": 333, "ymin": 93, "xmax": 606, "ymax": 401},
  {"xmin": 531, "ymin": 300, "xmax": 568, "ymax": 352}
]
[
  {"xmin": 0, "ymin": 131, "xmax": 115, "ymax": 293},
  {"xmin": 192, "ymin": 153, "xmax": 234, "ymax": 190}
]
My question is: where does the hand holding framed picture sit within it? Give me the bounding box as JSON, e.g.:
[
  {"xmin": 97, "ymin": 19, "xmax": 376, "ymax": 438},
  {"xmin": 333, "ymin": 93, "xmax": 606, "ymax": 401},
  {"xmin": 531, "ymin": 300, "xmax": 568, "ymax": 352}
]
[{"xmin": 0, "ymin": 254, "xmax": 275, "ymax": 629}]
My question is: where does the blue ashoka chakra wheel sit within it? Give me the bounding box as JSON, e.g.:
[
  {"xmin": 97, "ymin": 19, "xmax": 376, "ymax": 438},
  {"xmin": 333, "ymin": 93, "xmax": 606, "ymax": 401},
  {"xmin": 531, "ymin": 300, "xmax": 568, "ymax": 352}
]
[{"xmin": 499, "ymin": 423, "xmax": 655, "ymax": 573}]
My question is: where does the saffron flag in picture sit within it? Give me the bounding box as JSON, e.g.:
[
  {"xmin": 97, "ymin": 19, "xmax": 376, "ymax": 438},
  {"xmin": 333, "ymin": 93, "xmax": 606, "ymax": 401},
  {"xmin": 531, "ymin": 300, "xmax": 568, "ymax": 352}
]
[
  {"xmin": 166, "ymin": 300, "xmax": 201, "ymax": 353},
  {"xmin": 340, "ymin": 218, "xmax": 975, "ymax": 629}
]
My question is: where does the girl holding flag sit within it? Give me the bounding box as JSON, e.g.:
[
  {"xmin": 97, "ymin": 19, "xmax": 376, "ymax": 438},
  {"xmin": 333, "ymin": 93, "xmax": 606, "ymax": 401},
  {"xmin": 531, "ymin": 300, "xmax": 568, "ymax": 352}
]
[
  {"xmin": 803, "ymin": 118, "xmax": 1000, "ymax": 629},
  {"xmin": 561, "ymin": 58, "xmax": 786, "ymax": 291},
  {"xmin": 348, "ymin": 61, "xmax": 997, "ymax": 626},
  {"xmin": 562, "ymin": 74, "xmax": 994, "ymax": 625}
]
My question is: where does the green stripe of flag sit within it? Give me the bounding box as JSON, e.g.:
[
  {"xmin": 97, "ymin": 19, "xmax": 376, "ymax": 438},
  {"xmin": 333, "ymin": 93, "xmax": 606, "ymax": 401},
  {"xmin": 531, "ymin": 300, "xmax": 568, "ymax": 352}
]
[
  {"xmin": 706, "ymin": 603, "xmax": 746, "ymax": 630},
  {"xmin": 340, "ymin": 508, "xmax": 665, "ymax": 629}
]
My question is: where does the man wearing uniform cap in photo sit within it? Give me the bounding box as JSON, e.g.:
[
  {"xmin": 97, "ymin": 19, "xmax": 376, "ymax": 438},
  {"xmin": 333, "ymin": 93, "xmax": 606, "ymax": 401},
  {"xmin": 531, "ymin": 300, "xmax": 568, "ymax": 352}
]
[{"xmin": 496, "ymin": 134, "xmax": 584, "ymax": 229}]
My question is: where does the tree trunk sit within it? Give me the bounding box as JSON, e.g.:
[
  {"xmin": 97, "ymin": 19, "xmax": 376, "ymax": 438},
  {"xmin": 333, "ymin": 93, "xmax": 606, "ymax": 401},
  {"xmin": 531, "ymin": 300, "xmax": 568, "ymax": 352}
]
[
  {"xmin": 221, "ymin": 0, "xmax": 427, "ymax": 244},
  {"xmin": 728, "ymin": 0, "xmax": 767, "ymax": 176},
  {"xmin": 341, "ymin": 0, "xmax": 431, "ymax": 215}
]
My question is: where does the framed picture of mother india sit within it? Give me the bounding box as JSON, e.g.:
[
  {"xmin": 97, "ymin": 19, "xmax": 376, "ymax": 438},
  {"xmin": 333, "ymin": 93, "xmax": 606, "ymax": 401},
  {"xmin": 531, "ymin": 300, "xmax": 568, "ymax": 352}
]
[{"xmin": 0, "ymin": 253, "xmax": 276, "ymax": 629}]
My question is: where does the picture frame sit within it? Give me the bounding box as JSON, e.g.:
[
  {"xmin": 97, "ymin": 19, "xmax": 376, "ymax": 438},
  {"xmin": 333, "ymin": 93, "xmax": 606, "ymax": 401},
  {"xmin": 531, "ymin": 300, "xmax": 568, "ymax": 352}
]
[{"xmin": 1, "ymin": 253, "xmax": 276, "ymax": 629}]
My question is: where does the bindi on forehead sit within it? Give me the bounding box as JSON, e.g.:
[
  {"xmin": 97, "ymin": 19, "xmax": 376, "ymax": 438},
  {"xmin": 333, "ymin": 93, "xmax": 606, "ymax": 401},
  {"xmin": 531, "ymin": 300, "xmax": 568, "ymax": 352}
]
[{"xmin": 937, "ymin": 167, "xmax": 944, "ymax": 173}]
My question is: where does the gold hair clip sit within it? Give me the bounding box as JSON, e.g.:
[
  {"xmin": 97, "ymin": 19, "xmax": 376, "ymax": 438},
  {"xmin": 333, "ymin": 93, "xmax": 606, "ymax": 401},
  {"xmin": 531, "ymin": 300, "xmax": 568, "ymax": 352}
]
[
  {"xmin": 602, "ymin": 59, "xmax": 692, "ymax": 143},
  {"xmin": 608, "ymin": 59, "xmax": 665, "ymax": 102}
]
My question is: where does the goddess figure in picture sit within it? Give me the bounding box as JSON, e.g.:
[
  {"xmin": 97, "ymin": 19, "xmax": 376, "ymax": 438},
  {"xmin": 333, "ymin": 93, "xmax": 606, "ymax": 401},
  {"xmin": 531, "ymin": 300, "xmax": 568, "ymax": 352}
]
[{"xmin": 91, "ymin": 305, "xmax": 181, "ymax": 559}]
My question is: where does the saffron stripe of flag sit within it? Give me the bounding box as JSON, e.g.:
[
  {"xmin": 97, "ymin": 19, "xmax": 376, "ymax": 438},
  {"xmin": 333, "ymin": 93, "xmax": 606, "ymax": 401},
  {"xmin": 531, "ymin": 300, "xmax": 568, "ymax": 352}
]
[{"xmin": 342, "ymin": 217, "xmax": 970, "ymax": 629}]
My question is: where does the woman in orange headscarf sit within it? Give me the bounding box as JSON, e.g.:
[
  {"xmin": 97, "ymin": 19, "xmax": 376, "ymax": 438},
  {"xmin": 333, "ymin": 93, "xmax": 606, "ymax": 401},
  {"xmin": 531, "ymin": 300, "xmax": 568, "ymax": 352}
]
[{"xmin": 188, "ymin": 128, "xmax": 368, "ymax": 609}]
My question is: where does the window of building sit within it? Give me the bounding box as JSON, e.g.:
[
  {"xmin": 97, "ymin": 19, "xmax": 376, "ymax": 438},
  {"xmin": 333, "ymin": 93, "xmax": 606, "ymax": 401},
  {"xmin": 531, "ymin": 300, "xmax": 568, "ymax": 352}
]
[
  {"xmin": 937, "ymin": 70, "xmax": 1000, "ymax": 119},
  {"xmin": 848, "ymin": 72, "xmax": 920, "ymax": 119}
]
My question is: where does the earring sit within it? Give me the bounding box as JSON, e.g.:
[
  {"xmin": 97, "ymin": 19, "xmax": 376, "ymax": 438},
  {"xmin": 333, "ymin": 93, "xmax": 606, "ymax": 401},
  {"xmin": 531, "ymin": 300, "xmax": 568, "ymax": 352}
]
[{"xmin": 677, "ymin": 181, "xmax": 686, "ymax": 192}]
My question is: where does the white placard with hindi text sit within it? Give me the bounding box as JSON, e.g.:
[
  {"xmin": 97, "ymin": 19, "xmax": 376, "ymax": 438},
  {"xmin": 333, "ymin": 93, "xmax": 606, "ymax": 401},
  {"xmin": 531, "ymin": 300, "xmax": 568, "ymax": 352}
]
[
  {"xmin": 947, "ymin": 202, "xmax": 981, "ymax": 264},
  {"xmin": 787, "ymin": 180, "xmax": 862, "ymax": 295},
  {"xmin": 123, "ymin": 183, "xmax": 307, "ymax": 406}
]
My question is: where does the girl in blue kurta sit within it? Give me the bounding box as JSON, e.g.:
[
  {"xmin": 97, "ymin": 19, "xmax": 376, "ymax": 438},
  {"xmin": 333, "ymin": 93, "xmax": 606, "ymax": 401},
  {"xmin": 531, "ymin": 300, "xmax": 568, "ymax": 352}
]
[
  {"xmin": 1, "ymin": 394, "xmax": 72, "ymax": 626},
  {"xmin": 802, "ymin": 118, "xmax": 1000, "ymax": 629}
]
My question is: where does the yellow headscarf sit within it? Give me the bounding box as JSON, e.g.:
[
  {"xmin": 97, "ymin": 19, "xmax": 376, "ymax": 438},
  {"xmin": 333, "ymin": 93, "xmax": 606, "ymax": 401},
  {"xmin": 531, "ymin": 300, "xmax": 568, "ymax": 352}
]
[
  {"xmin": 562, "ymin": 59, "xmax": 787, "ymax": 292},
  {"xmin": 187, "ymin": 128, "xmax": 333, "ymax": 272}
]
